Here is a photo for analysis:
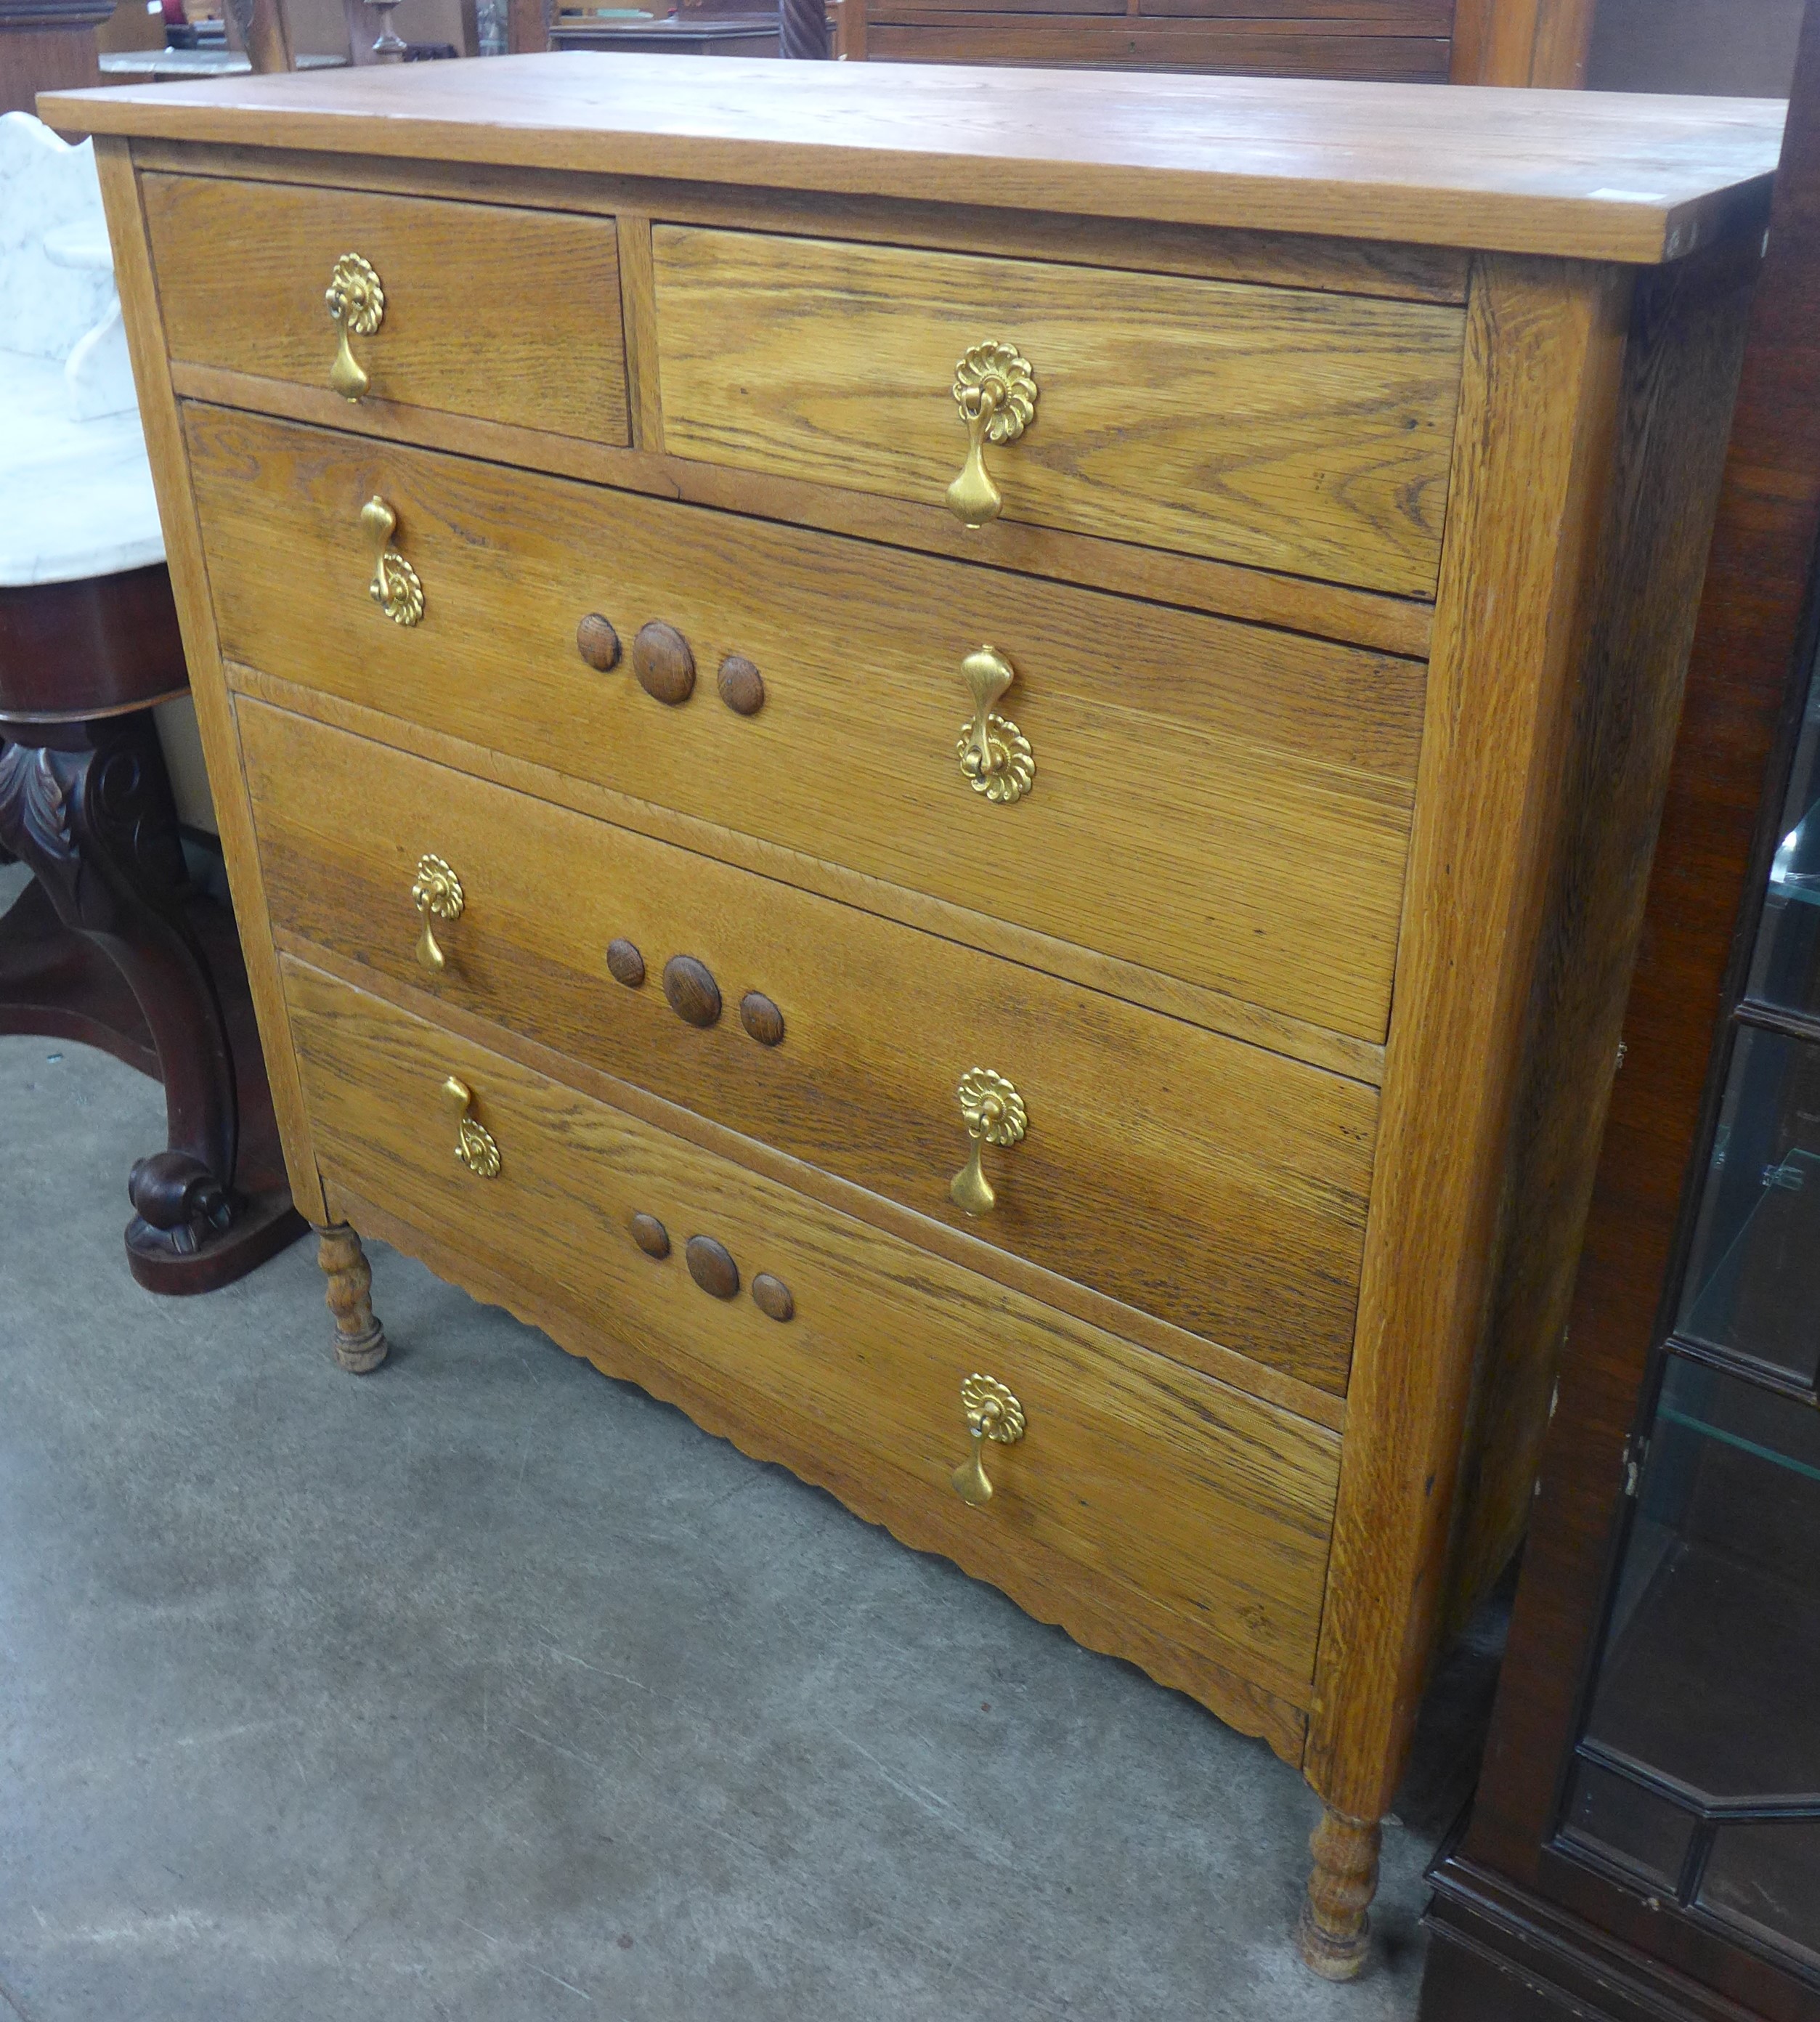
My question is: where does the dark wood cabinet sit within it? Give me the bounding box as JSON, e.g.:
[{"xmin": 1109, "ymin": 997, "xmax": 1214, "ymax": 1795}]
[{"xmin": 1421, "ymin": 7, "xmax": 1820, "ymax": 2018}]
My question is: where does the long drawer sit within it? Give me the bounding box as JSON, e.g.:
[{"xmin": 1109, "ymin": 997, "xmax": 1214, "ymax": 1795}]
[
  {"xmin": 189, "ymin": 405, "xmax": 1425, "ymax": 1045},
  {"xmin": 651, "ymin": 227, "xmax": 1466, "ymax": 596},
  {"xmin": 282, "ymin": 957, "xmax": 1341, "ymax": 1717},
  {"xmin": 144, "ymin": 174, "xmax": 630, "ymax": 446},
  {"xmin": 243, "ymin": 702, "xmax": 1376, "ymax": 1392}
]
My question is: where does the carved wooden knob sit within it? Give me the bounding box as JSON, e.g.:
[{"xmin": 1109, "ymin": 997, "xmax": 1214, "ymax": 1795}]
[
  {"xmin": 739, "ymin": 991, "xmax": 784, "ymax": 1047},
  {"xmin": 577, "ymin": 613, "xmax": 621, "ymax": 671},
  {"xmin": 718, "ymin": 654, "xmax": 765, "ymax": 715},
  {"xmin": 686, "ymin": 1234, "xmax": 739, "ymax": 1299},
  {"xmin": 606, "ymin": 938, "xmax": 646, "ymax": 988},
  {"xmin": 633, "ymin": 621, "xmax": 696, "ymax": 705},
  {"xmin": 630, "ymin": 1212, "xmax": 670, "ymax": 1258},
  {"xmin": 751, "ymin": 1272, "xmax": 793, "ymax": 1321},
  {"xmin": 664, "ymin": 954, "xmax": 721, "ymax": 1027}
]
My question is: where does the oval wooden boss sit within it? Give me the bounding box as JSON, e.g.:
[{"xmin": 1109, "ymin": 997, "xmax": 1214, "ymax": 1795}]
[
  {"xmin": 739, "ymin": 991, "xmax": 784, "ymax": 1047},
  {"xmin": 575, "ymin": 612, "xmax": 621, "ymax": 671},
  {"xmin": 751, "ymin": 1272, "xmax": 794, "ymax": 1321},
  {"xmin": 718, "ymin": 654, "xmax": 765, "ymax": 715},
  {"xmin": 606, "ymin": 938, "xmax": 646, "ymax": 988},
  {"xmin": 664, "ymin": 954, "xmax": 721, "ymax": 1027},
  {"xmin": 633, "ymin": 620, "xmax": 696, "ymax": 705},
  {"xmin": 686, "ymin": 1234, "xmax": 739, "ymax": 1299}
]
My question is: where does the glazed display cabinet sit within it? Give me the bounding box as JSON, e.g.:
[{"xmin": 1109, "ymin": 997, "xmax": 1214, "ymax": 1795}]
[{"xmin": 1423, "ymin": 7, "xmax": 1820, "ymax": 2010}]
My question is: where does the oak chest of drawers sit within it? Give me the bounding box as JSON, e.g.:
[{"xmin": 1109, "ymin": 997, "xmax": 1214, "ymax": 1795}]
[{"xmin": 51, "ymin": 54, "xmax": 1782, "ymax": 1976}]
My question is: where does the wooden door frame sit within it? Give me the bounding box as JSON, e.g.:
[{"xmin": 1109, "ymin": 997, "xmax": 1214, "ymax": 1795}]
[{"xmin": 1452, "ymin": 0, "xmax": 1597, "ymax": 84}]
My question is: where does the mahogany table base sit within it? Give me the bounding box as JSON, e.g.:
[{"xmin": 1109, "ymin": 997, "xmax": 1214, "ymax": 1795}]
[{"xmin": 0, "ymin": 707, "xmax": 303, "ymax": 1292}]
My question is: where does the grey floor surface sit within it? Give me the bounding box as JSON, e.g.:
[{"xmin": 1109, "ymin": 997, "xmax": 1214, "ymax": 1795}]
[{"xmin": 0, "ymin": 994, "xmax": 1498, "ymax": 2021}]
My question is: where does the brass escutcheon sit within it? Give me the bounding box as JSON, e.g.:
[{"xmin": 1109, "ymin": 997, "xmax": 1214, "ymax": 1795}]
[
  {"xmin": 325, "ymin": 251, "xmax": 384, "ymax": 401},
  {"xmin": 442, "ymin": 1074, "xmax": 501, "ymax": 1179},
  {"xmin": 950, "ymin": 1066, "xmax": 1026, "ymax": 1217},
  {"xmin": 410, "ymin": 853, "xmax": 463, "ymax": 972},
  {"xmin": 361, "ymin": 494, "xmax": 423, "ymax": 627},
  {"xmin": 956, "ymin": 646, "xmax": 1034, "ymax": 805},
  {"xmin": 946, "ymin": 341, "xmax": 1037, "ymax": 528},
  {"xmin": 952, "ymin": 1373, "xmax": 1025, "ymax": 1508}
]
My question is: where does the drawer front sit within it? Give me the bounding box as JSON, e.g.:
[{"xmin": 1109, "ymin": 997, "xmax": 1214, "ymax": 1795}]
[
  {"xmin": 281, "ymin": 957, "xmax": 1341, "ymax": 1709},
  {"xmin": 651, "ymin": 227, "xmax": 1465, "ymax": 596},
  {"xmin": 243, "ymin": 702, "xmax": 1377, "ymax": 1392},
  {"xmin": 145, "ymin": 174, "xmax": 630, "ymax": 445},
  {"xmin": 190, "ymin": 406, "xmax": 1424, "ymax": 1045}
]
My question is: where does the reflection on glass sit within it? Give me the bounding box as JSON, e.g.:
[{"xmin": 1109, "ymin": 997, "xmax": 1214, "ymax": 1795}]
[
  {"xmin": 1561, "ymin": 1759, "xmax": 1693, "ymax": 1888},
  {"xmin": 1678, "ymin": 1028, "xmax": 1820, "ymax": 1385},
  {"xmin": 1569, "ymin": 1358, "xmax": 1820, "ymax": 1965},
  {"xmin": 1699, "ymin": 1821, "xmax": 1820, "ymax": 1967},
  {"xmin": 1750, "ymin": 633, "xmax": 1820, "ymax": 1011}
]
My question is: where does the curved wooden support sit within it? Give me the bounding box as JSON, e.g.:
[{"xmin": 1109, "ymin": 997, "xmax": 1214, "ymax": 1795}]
[
  {"xmin": 0, "ymin": 717, "xmax": 235, "ymax": 1184},
  {"xmin": 0, "ymin": 709, "xmax": 302, "ymax": 1288},
  {"xmin": 1296, "ymin": 1803, "xmax": 1381, "ymax": 1982},
  {"xmin": 318, "ymin": 1223, "xmax": 388, "ymax": 1372}
]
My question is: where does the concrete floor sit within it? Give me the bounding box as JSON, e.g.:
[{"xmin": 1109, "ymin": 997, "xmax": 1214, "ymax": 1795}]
[{"xmin": 0, "ymin": 947, "xmax": 1499, "ymax": 2020}]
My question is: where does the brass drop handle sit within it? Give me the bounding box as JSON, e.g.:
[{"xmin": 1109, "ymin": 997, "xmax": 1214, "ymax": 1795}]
[
  {"xmin": 950, "ymin": 1066, "xmax": 1026, "ymax": 1217},
  {"xmin": 325, "ymin": 251, "xmax": 384, "ymax": 402},
  {"xmin": 442, "ymin": 1074, "xmax": 501, "ymax": 1178},
  {"xmin": 410, "ymin": 853, "xmax": 463, "ymax": 972},
  {"xmin": 946, "ymin": 341, "xmax": 1037, "ymax": 528},
  {"xmin": 362, "ymin": 495, "xmax": 424, "ymax": 627},
  {"xmin": 957, "ymin": 646, "xmax": 1034, "ymax": 805},
  {"xmin": 952, "ymin": 1373, "xmax": 1025, "ymax": 1508}
]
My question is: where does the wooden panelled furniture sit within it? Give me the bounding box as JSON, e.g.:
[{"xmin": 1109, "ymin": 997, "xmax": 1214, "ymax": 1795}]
[
  {"xmin": 527, "ymin": 0, "xmax": 1598, "ymax": 83},
  {"xmin": 838, "ymin": 0, "xmax": 1583, "ymax": 81},
  {"xmin": 46, "ymin": 54, "xmax": 1782, "ymax": 1973}
]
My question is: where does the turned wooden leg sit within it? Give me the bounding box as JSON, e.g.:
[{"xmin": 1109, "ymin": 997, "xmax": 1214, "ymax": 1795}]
[
  {"xmin": 318, "ymin": 1223, "xmax": 388, "ymax": 1373},
  {"xmin": 1296, "ymin": 1802, "xmax": 1381, "ymax": 1981}
]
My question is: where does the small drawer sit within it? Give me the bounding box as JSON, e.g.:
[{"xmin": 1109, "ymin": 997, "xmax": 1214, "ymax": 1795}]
[
  {"xmin": 143, "ymin": 174, "xmax": 630, "ymax": 445},
  {"xmin": 651, "ymin": 227, "xmax": 1466, "ymax": 596},
  {"xmin": 189, "ymin": 407, "xmax": 1426, "ymax": 1046},
  {"xmin": 242, "ymin": 703, "xmax": 1378, "ymax": 1394},
  {"xmin": 281, "ymin": 956, "xmax": 1341, "ymax": 1716}
]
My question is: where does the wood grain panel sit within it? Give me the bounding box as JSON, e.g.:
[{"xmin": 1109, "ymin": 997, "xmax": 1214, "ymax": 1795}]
[
  {"xmin": 143, "ymin": 172, "xmax": 630, "ymax": 445},
  {"xmin": 1127, "ymin": 0, "xmax": 1450, "ymax": 21},
  {"xmin": 44, "ymin": 60, "xmax": 1784, "ymax": 264},
  {"xmin": 1441, "ymin": 232, "xmax": 1757, "ymax": 1643},
  {"xmin": 242, "ymin": 699, "xmax": 1378, "ymax": 1389},
  {"xmin": 186, "ymin": 406, "xmax": 1425, "ymax": 1044},
  {"xmin": 91, "ymin": 138, "xmax": 329, "ymax": 1222},
  {"xmin": 652, "ymin": 227, "xmax": 1465, "ymax": 596},
  {"xmin": 168, "ymin": 356, "xmax": 1436, "ymax": 659},
  {"xmin": 231, "ymin": 657, "xmax": 1386, "ymax": 1090},
  {"xmin": 1307, "ymin": 256, "xmax": 1636, "ymax": 1823},
  {"xmin": 860, "ymin": 23, "xmax": 1452, "ymax": 76},
  {"xmin": 280, "ymin": 922, "xmax": 1349, "ymax": 1429},
  {"xmin": 125, "ymin": 141, "xmax": 1476, "ymax": 308},
  {"xmin": 1450, "ymin": 0, "xmax": 1594, "ymax": 85},
  {"xmin": 282, "ymin": 956, "xmax": 1341, "ymax": 1718}
]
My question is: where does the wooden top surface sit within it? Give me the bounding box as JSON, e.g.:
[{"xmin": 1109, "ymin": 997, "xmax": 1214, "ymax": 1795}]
[{"xmin": 43, "ymin": 53, "xmax": 1784, "ymax": 262}]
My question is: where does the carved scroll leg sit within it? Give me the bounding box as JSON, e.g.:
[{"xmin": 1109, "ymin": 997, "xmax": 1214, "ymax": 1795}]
[
  {"xmin": 318, "ymin": 1224, "xmax": 388, "ymax": 1373},
  {"xmin": 1296, "ymin": 1803, "xmax": 1381, "ymax": 1981}
]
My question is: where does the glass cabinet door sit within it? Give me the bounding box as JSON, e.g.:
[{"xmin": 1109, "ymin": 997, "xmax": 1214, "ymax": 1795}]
[{"xmin": 1557, "ymin": 647, "xmax": 1820, "ymax": 1978}]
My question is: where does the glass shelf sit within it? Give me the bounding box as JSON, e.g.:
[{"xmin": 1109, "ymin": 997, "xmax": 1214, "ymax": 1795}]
[
  {"xmin": 1678, "ymin": 1027, "xmax": 1820, "ymax": 1389},
  {"xmin": 1562, "ymin": 1357, "xmax": 1820, "ymax": 1966}
]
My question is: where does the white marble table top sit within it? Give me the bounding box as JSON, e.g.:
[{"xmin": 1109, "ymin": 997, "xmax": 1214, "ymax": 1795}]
[
  {"xmin": 1, "ymin": 112, "xmax": 164, "ymax": 589},
  {"xmin": 1, "ymin": 349, "xmax": 163, "ymax": 588}
]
